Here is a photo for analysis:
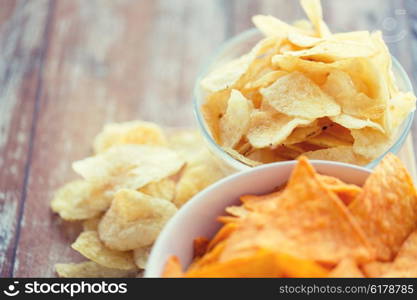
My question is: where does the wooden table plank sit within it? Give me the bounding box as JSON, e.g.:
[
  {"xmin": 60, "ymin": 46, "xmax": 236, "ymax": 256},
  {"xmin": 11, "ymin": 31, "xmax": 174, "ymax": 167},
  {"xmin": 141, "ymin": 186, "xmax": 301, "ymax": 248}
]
[
  {"xmin": 12, "ymin": 0, "xmax": 230, "ymax": 277},
  {"xmin": 0, "ymin": 0, "xmax": 52, "ymax": 277}
]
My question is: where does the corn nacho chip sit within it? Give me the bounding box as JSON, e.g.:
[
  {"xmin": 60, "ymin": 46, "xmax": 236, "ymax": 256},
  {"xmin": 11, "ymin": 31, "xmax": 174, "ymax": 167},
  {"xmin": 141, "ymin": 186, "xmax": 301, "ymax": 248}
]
[
  {"xmin": 349, "ymin": 154, "xmax": 417, "ymax": 261},
  {"xmin": 328, "ymin": 258, "xmax": 364, "ymax": 278},
  {"xmin": 261, "ymin": 72, "xmax": 340, "ymax": 119},
  {"xmin": 51, "ymin": 180, "xmax": 109, "ymax": 221},
  {"xmin": 220, "ymin": 157, "xmax": 373, "ymax": 264},
  {"xmin": 133, "ymin": 246, "xmax": 152, "ymax": 269},
  {"xmin": 98, "ymin": 189, "xmax": 177, "ymax": 251},
  {"xmin": 71, "ymin": 231, "xmax": 136, "ymax": 270},
  {"xmin": 174, "ymin": 150, "xmax": 227, "ymax": 207},
  {"xmin": 199, "ymin": 0, "xmax": 415, "ymax": 166},
  {"xmin": 185, "ymin": 249, "xmax": 328, "ymax": 278},
  {"xmin": 72, "ymin": 145, "xmax": 184, "ymax": 192},
  {"xmin": 55, "ymin": 261, "xmax": 137, "ymax": 278}
]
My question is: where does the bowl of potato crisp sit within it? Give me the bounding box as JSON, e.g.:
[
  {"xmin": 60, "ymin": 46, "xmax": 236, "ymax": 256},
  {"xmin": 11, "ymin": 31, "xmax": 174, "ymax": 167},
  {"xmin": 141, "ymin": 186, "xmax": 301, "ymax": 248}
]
[
  {"xmin": 193, "ymin": 1, "xmax": 415, "ymax": 171},
  {"xmin": 146, "ymin": 154, "xmax": 417, "ymax": 277}
]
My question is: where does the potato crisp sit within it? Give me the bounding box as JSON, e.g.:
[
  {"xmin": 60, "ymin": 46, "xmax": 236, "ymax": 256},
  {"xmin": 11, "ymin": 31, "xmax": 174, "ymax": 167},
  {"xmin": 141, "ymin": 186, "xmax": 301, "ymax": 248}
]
[
  {"xmin": 51, "ymin": 123, "xmax": 229, "ymax": 277},
  {"xmin": 200, "ymin": 0, "xmax": 416, "ymax": 166},
  {"xmin": 163, "ymin": 154, "xmax": 417, "ymax": 277}
]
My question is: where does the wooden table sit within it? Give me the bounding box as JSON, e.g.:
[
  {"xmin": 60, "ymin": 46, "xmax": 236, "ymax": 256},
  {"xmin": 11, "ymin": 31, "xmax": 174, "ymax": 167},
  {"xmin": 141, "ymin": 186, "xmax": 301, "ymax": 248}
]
[{"xmin": 0, "ymin": 0, "xmax": 416, "ymax": 277}]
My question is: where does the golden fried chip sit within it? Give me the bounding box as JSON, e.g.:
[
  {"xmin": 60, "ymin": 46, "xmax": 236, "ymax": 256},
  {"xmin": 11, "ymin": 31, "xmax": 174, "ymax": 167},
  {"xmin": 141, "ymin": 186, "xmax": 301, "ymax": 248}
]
[
  {"xmin": 283, "ymin": 120, "xmax": 322, "ymax": 145},
  {"xmin": 351, "ymin": 128, "xmax": 391, "ymax": 159},
  {"xmin": 162, "ymin": 256, "xmax": 184, "ymax": 278},
  {"xmin": 261, "ymin": 72, "xmax": 340, "ymax": 119},
  {"xmin": 139, "ymin": 178, "xmax": 176, "ymax": 202},
  {"xmin": 98, "ymin": 189, "xmax": 177, "ymax": 251},
  {"xmin": 133, "ymin": 246, "xmax": 152, "ymax": 269},
  {"xmin": 223, "ymin": 147, "xmax": 262, "ymax": 167},
  {"xmin": 201, "ymin": 37, "xmax": 279, "ymax": 93},
  {"xmin": 200, "ymin": 55, "xmax": 252, "ymax": 93},
  {"xmin": 328, "ymin": 258, "xmax": 364, "ymax": 278},
  {"xmin": 83, "ymin": 215, "xmax": 102, "ymax": 231},
  {"xmin": 317, "ymin": 174, "xmax": 362, "ymax": 205},
  {"xmin": 331, "ymin": 114, "xmax": 384, "ymax": 133},
  {"xmin": 93, "ymin": 121, "xmax": 167, "ymax": 153},
  {"xmin": 247, "ymin": 109, "xmax": 313, "ymax": 148},
  {"xmin": 193, "ymin": 237, "xmax": 210, "ymax": 258},
  {"xmin": 168, "ymin": 129, "xmax": 205, "ymax": 160},
  {"xmin": 292, "ymin": 19, "xmax": 313, "ymax": 31},
  {"xmin": 55, "ymin": 261, "xmax": 137, "ymax": 278},
  {"xmin": 241, "ymin": 191, "xmax": 283, "ymax": 212},
  {"xmin": 201, "ymin": 89, "xmax": 231, "ymax": 143},
  {"xmin": 225, "ymin": 205, "xmax": 249, "ymax": 218},
  {"xmin": 71, "ymin": 231, "xmax": 136, "ymax": 270},
  {"xmin": 306, "ymin": 132, "xmax": 352, "ymax": 148},
  {"xmin": 303, "ymin": 146, "xmax": 369, "ymax": 165},
  {"xmin": 219, "ymin": 90, "xmax": 252, "ymax": 148},
  {"xmin": 51, "ymin": 180, "xmax": 109, "ymax": 221},
  {"xmin": 73, "ymin": 145, "xmax": 184, "ymax": 192},
  {"xmin": 174, "ymin": 150, "xmax": 227, "ymax": 207},
  {"xmin": 300, "ymin": 0, "xmax": 331, "ymax": 38},
  {"xmin": 349, "ymin": 154, "xmax": 417, "ymax": 261}
]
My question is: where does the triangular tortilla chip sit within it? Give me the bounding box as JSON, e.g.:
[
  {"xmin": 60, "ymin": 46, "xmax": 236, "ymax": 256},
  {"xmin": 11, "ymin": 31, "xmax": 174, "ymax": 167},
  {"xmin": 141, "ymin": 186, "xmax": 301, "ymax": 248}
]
[
  {"xmin": 186, "ymin": 249, "xmax": 328, "ymax": 278},
  {"xmin": 349, "ymin": 154, "xmax": 417, "ymax": 261}
]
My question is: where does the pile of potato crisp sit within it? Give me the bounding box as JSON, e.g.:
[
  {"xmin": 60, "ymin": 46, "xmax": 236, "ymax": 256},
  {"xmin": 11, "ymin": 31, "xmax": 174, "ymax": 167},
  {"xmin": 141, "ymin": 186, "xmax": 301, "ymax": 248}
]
[
  {"xmin": 163, "ymin": 154, "xmax": 417, "ymax": 278},
  {"xmin": 51, "ymin": 121, "xmax": 228, "ymax": 277},
  {"xmin": 200, "ymin": 0, "xmax": 416, "ymax": 166}
]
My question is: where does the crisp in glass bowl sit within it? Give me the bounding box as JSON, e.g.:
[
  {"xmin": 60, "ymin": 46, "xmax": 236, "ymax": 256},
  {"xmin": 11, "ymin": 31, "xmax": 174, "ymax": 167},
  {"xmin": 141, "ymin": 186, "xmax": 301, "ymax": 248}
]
[{"xmin": 193, "ymin": 28, "xmax": 415, "ymax": 171}]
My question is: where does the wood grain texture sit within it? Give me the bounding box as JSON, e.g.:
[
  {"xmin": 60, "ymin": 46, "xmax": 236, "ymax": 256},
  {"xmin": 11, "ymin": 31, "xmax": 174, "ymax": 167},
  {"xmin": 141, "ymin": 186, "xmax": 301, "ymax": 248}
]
[
  {"xmin": 0, "ymin": 0, "xmax": 416, "ymax": 277},
  {"xmin": 0, "ymin": 0, "xmax": 51, "ymax": 277}
]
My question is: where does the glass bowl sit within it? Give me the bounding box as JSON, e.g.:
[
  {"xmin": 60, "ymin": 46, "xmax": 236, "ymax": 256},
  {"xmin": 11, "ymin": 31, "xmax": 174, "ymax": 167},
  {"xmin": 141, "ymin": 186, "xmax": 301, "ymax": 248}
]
[{"xmin": 193, "ymin": 28, "xmax": 415, "ymax": 172}]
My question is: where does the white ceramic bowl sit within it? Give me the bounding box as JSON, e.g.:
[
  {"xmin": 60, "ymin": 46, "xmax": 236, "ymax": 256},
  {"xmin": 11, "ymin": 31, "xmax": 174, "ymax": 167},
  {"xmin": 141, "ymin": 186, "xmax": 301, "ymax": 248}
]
[{"xmin": 145, "ymin": 160, "xmax": 371, "ymax": 277}]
